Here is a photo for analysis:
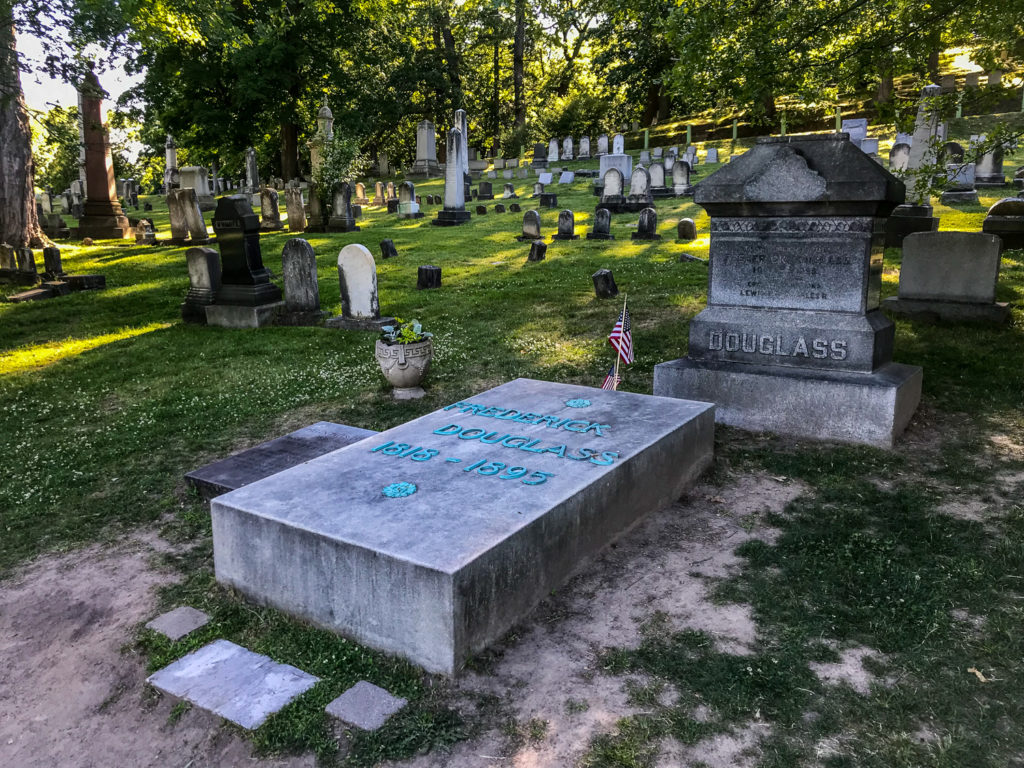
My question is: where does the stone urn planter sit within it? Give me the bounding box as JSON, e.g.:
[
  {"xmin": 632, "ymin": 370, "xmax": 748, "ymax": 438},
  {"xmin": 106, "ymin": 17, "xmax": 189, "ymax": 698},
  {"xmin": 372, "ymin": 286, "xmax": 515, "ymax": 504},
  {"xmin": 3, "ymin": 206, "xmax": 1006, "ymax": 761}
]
[{"xmin": 375, "ymin": 337, "xmax": 433, "ymax": 399}]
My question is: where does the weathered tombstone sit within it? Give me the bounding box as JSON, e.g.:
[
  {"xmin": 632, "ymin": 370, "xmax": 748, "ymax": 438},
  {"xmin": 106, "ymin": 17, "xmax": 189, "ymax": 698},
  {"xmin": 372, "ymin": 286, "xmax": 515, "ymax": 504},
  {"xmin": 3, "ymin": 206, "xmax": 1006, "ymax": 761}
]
[
  {"xmin": 881, "ymin": 232, "xmax": 1009, "ymax": 323},
  {"xmin": 841, "ymin": 118, "xmax": 868, "ymax": 148},
  {"xmin": 532, "ymin": 142, "xmax": 548, "ymax": 169},
  {"xmin": 245, "ymin": 147, "xmax": 260, "ymax": 193},
  {"xmin": 672, "ymin": 160, "xmax": 692, "ymax": 197},
  {"xmin": 494, "ymin": 203, "xmax": 506, "ymax": 213},
  {"xmin": 380, "ymin": 239, "xmax": 398, "ymax": 259},
  {"xmin": 889, "ymin": 143, "xmax": 911, "ymax": 172},
  {"xmin": 180, "ymin": 166, "xmax": 215, "ymax": 210},
  {"xmin": 181, "ymin": 247, "xmax": 222, "ymax": 324},
  {"xmin": 982, "ymin": 197, "xmax": 1024, "ymax": 250},
  {"xmin": 279, "ymin": 239, "xmax": 327, "ymax": 325},
  {"xmin": 942, "ymin": 141, "xmax": 965, "ymax": 163},
  {"xmin": 417, "ymin": 265, "xmax": 441, "ymax": 290},
  {"xmin": 654, "ymin": 134, "xmax": 921, "ymax": 448},
  {"xmin": 974, "ymin": 139, "xmax": 1006, "ymax": 187},
  {"xmin": 632, "ymin": 207, "xmax": 661, "ymax": 240},
  {"xmin": 649, "ymin": 163, "xmax": 671, "ymax": 198},
  {"xmin": 455, "ymin": 109, "xmax": 470, "ymax": 179},
  {"xmin": 677, "ymin": 218, "xmax": 697, "ymax": 241},
  {"xmin": 517, "ymin": 209, "xmax": 541, "ymax": 241},
  {"xmin": 940, "ymin": 164, "xmax": 979, "ymax": 205},
  {"xmin": 410, "ymin": 120, "xmax": 441, "ymax": 178},
  {"xmin": 76, "ymin": 69, "xmax": 131, "ymax": 240},
  {"xmin": 503, "ymin": 183, "xmax": 517, "ymax": 199},
  {"xmin": 285, "ymin": 187, "xmax": 307, "ymax": 231},
  {"xmin": 551, "ymin": 210, "xmax": 579, "ymax": 240},
  {"xmin": 599, "ymin": 168, "xmax": 625, "ymax": 212},
  {"xmin": 135, "ymin": 218, "xmax": 156, "ymax": 245},
  {"xmin": 586, "ymin": 208, "xmax": 615, "ymax": 240},
  {"xmin": 860, "ymin": 138, "xmax": 880, "ymax": 156},
  {"xmin": 706, "ymin": 148, "xmax": 719, "ymax": 163},
  {"xmin": 166, "ymin": 188, "xmax": 211, "ymax": 244},
  {"xmin": 432, "ymin": 128, "xmax": 471, "ymax": 226},
  {"xmin": 965, "ymin": 72, "xmax": 980, "ymax": 88},
  {"xmin": 372, "ymin": 182, "xmax": 386, "ymax": 207},
  {"xmin": 206, "ymin": 195, "xmax": 283, "ymax": 328},
  {"xmin": 398, "ymin": 181, "xmax": 423, "ymax": 219},
  {"xmin": 592, "ymin": 268, "xmax": 618, "ymax": 298},
  {"xmin": 328, "ymin": 182, "xmax": 360, "ymax": 232},
  {"xmin": 527, "ymin": 240, "xmax": 547, "ymax": 262},
  {"xmin": 15, "ymin": 247, "xmax": 37, "ymax": 275},
  {"xmin": 509, "ymin": 203, "xmax": 522, "ymax": 212},
  {"xmin": 579, "ymin": 136, "xmax": 591, "ymax": 159},
  {"xmin": 353, "ymin": 182, "xmax": 369, "ymax": 205},
  {"xmin": 475, "ymin": 205, "xmax": 487, "ymax": 215},
  {"xmin": 539, "ymin": 192, "xmax": 558, "ymax": 209},
  {"xmin": 639, "ymin": 150, "xmax": 651, "ymax": 164},
  {"xmin": 164, "ymin": 134, "xmax": 179, "ymax": 191},
  {"xmin": 627, "ymin": 167, "xmax": 653, "ymax": 211},
  {"xmin": 260, "ymin": 188, "xmax": 285, "ymax": 231},
  {"xmin": 653, "ymin": 147, "xmax": 663, "ymax": 159},
  {"xmin": 886, "ymin": 85, "xmax": 942, "ymax": 247},
  {"xmin": 502, "ymin": 169, "xmax": 514, "ymax": 180},
  {"xmin": 556, "ymin": 171, "xmax": 573, "ymax": 185},
  {"xmin": 332, "ymin": 243, "xmax": 385, "ymax": 328},
  {"xmin": 532, "ymin": 182, "xmax": 545, "ymax": 197},
  {"xmin": 596, "ymin": 134, "xmax": 609, "ymax": 156},
  {"xmin": 547, "ymin": 138, "xmax": 559, "ymax": 163},
  {"xmin": 477, "ymin": 181, "xmax": 494, "ymax": 200},
  {"xmin": 1015, "ymin": 166, "xmax": 1024, "ymax": 190},
  {"xmin": 42, "ymin": 246, "xmax": 65, "ymax": 278},
  {"xmin": 537, "ymin": 172, "xmax": 553, "ymax": 186},
  {"xmin": 561, "ymin": 136, "xmax": 574, "ymax": 161}
]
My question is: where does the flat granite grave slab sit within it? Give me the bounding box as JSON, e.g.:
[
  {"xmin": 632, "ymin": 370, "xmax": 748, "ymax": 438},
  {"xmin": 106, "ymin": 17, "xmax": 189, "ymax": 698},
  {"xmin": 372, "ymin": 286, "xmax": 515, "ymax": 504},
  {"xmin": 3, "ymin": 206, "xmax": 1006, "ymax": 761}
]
[
  {"xmin": 147, "ymin": 639, "xmax": 319, "ymax": 729},
  {"xmin": 212, "ymin": 378, "xmax": 714, "ymax": 675},
  {"xmin": 186, "ymin": 421, "xmax": 377, "ymax": 499},
  {"xmin": 145, "ymin": 606, "xmax": 210, "ymax": 641}
]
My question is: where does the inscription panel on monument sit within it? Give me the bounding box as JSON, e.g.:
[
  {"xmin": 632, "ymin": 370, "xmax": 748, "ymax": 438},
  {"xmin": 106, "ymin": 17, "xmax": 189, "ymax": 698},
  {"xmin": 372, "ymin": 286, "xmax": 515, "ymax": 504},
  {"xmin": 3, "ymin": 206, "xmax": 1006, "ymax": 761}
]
[{"xmin": 709, "ymin": 218, "xmax": 881, "ymax": 313}]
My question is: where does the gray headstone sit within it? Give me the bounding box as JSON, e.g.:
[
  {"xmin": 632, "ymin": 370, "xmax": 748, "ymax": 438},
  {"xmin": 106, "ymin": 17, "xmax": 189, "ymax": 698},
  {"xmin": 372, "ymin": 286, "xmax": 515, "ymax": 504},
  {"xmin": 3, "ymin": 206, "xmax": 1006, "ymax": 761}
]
[
  {"xmin": 557, "ymin": 171, "xmax": 575, "ymax": 185},
  {"xmin": 592, "ymin": 268, "xmax": 618, "ymax": 298},
  {"xmin": 552, "ymin": 209, "xmax": 578, "ymax": 240},
  {"xmin": 520, "ymin": 209, "xmax": 541, "ymax": 240},
  {"xmin": 889, "ymin": 143, "xmax": 911, "ymax": 172},
  {"xmin": 597, "ymin": 134, "xmax": 609, "ymax": 155},
  {"xmin": 167, "ymin": 188, "xmax": 209, "ymax": 242},
  {"xmin": 538, "ymin": 172, "xmax": 553, "ymax": 185},
  {"xmin": 672, "ymin": 161, "xmax": 691, "ymax": 195},
  {"xmin": 528, "ymin": 239, "xmax": 547, "ymax": 261},
  {"xmin": 547, "ymin": 138, "xmax": 559, "ymax": 162},
  {"xmin": 677, "ymin": 218, "xmax": 697, "ymax": 241},
  {"xmin": 841, "ymin": 118, "xmax": 868, "ymax": 147},
  {"xmin": 147, "ymin": 640, "xmax": 319, "ymax": 730},
  {"xmin": 182, "ymin": 246, "xmax": 221, "ymax": 323},
  {"xmin": 326, "ymin": 681, "xmax": 407, "ymax": 731},
  {"xmin": 603, "ymin": 169, "xmax": 624, "ymax": 198},
  {"xmin": 282, "ymin": 239, "xmax": 320, "ymax": 313},
  {"xmin": 285, "ymin": 187, "xmax": 306, "ymax": 231},
  {"xmin": 898, "ymin": 231, "xmax": 1002, "ymax": 303},
  {"xmin": 706, "ymin": 148, "xmax": 719, "ymax": 163},
  {"xmin": 632, "ymin": 207, "xmax": 661, "ymax": 240}
]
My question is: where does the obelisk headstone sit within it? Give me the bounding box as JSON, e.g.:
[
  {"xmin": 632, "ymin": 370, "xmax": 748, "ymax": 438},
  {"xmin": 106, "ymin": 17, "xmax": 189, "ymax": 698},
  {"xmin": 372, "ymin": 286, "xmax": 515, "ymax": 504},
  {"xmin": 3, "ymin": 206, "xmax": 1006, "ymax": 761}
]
[{"xmin": 76, "ymin": 67, "xmax": 131, "ymax": 240}]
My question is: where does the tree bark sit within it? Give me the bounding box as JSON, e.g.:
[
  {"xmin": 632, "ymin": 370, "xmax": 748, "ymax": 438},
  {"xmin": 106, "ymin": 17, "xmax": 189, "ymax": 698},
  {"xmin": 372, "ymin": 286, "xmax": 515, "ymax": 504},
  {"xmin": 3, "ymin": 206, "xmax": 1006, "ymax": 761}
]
[
  {"xmin": 280, "ymin": 121, "xmax": 299, "ymax": 181},
  {"xmin": 877, "ymin": 72, "xmax": 894, "ymax": 104},
  {"xmin": 641, "ymin": 83, "xmax": 660, "ymax": 127},
  {"xmin": 492, "ymin": 33, "xmax": 500, "ymax": 153},
  {"xmin": 0, "ymin": 16, "xmax": 46, "ymax": 248},
  {"xmin": 513, "ymin": 0, "xmax": 526, "ymax": 127}
]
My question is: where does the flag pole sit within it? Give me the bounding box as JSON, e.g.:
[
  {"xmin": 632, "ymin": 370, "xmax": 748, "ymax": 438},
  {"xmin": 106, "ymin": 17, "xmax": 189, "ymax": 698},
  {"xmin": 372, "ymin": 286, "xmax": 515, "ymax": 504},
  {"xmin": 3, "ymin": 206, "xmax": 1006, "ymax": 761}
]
[{"xmin": 612, "ymin": 293, "xmax": 627, "ymax": 390}]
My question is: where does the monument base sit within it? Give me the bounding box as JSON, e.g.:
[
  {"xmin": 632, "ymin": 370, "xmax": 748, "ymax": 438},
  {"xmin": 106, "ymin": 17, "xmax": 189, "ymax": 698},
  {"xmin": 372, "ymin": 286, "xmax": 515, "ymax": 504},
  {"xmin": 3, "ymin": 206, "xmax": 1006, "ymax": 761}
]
[
  {"xmin": 881, "ymin": 297, "xmax": 1010, "ymax": 324},
  {"xmin": 975, "ymin": 176, "xmax": 1007, "ymax": 187},
  {"xmin": 205, "ymin": 302, "xmax": 285, "ymax": 329},
  {"xmin": 78, "ymin": 200, "xmax": 132, "ymax": 240},
  {"xmin": 885, "ymin": 204, "xmax": 939, "ymax": 247},
  {"xmin": 551, "ymin": 233, "xmax": 579, "ymax": 241},
  {"xmin": 586, "ymin": 232, "xmax": 615, "ymax": 241},
  {"xmin": 631, "ymin": 233, "xmax": 662, "ymax": 241},
  {"xmin": 211, "ymin": 378, "xmax": 714, "ymax": 675},
  {"xmin": 939, "ymin": 190, "xmax": 980, "ymax": 205},
  {"xmin": 327, "ymin": 218, "xmax": 359, "ymax": 232},
  {"xmin": 431, "ymin": 209, "xmax": 472, "ymax": 226},
  {"xmin": 982, "ymin": 218, "xmax": 1024, "ymax": 250},
  {"xmin": 274, "ymin": 309, "xmax": 330, "ymax": 326},
  {"xmin": 653, "ymin": 358, "xmax": 921, "ymax": 449},
  {"xmin": 324, "ymin": 315, "xmax": 395, "ymax": 331}
]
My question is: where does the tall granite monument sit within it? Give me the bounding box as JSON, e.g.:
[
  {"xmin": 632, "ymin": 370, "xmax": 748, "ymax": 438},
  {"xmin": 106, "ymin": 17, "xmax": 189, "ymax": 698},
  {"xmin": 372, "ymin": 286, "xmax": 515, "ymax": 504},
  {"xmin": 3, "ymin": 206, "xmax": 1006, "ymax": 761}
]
[
  {"xmin": 654, "ymin": 135, "xmax": 922, "ymax": 448},
  {"xmin": 409, "ymin": 120, "xmax": 441, "ymax": 178},
  {"xmin": 76, "ymin": 67, "xmax": 131, "ymax": 240}
]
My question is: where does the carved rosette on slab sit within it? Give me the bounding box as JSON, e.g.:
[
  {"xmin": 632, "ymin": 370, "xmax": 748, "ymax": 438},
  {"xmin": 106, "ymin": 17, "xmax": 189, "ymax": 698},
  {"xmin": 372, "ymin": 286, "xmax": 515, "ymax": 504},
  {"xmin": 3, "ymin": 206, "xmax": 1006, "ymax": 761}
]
[{"xmin": 375, "ymin": 339, "xmax": 433, "ymax": 400}]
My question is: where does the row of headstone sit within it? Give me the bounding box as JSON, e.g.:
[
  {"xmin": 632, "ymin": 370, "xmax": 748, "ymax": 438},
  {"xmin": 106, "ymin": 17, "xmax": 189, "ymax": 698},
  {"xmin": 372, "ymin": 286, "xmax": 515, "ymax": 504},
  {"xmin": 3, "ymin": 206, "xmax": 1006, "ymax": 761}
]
[
  {"xmin": 597, "ymin": 164, "xmax": 690, "ymax": 212},
  {"xmin": 515, "ymin": 207, "xmax": 661, "ymax": 242}
]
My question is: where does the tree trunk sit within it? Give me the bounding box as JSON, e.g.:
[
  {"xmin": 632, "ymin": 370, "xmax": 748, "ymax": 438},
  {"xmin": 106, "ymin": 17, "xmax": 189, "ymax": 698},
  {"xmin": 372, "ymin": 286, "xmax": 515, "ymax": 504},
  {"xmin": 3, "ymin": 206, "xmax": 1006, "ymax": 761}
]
[
  {"xmin": 440, "ymin": 7, "xmax": 462, "ymax": 110},
  {"xmin": 928, "ymin": 49, "xmax": 940, "ymax": 83},
  {"xmin": 877, "ymin": 72, "xmax": 894, "ymax": 103},
  {"xmin": 280, "ymin": 122, "xmax": 299, "ymax": 181},
  {"xmin": 641, "ymin": 83, "xmax": 660, "ymax": 127},
  {"xmin": 513, "ymin": 0, "xmax": 525, "ymax": 127},
  {"xmin": 492, "ymin": 34, "xmax": 500, "ymax": 153},
  {"xmin": 0, "ymin": 16, "xmax": 46, "ymax": 248}
]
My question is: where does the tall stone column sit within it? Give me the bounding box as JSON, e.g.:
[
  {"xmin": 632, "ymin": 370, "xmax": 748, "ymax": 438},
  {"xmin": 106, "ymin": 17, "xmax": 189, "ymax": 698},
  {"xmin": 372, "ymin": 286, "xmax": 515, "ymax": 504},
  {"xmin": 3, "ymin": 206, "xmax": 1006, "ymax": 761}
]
[{"xmin": 77, "ymin": 67, "xmax": 130, "ymax": 240}]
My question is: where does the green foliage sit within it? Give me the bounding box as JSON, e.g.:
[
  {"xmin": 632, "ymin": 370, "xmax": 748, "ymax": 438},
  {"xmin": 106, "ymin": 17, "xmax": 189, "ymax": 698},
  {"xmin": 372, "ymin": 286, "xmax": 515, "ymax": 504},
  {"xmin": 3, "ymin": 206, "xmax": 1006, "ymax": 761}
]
[
  {"xmin": 313, "ymin": 135, "xmax": 368, "ymax": 193},
  {"xmin": 380, "ymin": 318, "xmax": 432, "ymax": 345},
  {"xmin": 30, "ymin": 106, "xmax": 80, "ymax": 193}
]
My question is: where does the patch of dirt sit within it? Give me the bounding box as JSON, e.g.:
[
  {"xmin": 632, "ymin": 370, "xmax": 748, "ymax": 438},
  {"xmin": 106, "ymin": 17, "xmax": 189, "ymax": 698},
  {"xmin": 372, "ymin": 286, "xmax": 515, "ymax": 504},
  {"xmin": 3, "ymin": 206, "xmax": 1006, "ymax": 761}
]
[
  {"xmin": 658, "ymin": 722, "xmax": 771, "ymax": 768},
  {"xmin": 810, "ymin": 646, "xmax": 880, "ymax": 696},
  {"xmin": 0, "ymin": 535, "xmax": 312, "ymax": 768},
  {"xmin": 936, "ymin": 498, "xmax": 990, "ymax": 523},
  {"xmin": 385, "ymin": 472, "xmax": 807, "ymax": 768}
]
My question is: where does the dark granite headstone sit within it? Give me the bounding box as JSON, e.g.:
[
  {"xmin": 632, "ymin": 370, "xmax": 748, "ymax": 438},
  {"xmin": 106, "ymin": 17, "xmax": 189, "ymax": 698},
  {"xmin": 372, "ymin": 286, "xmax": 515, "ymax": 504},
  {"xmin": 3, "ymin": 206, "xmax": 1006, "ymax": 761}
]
[
  {"xmin": 677, "ymin": 218, "xmax": 697, "ymax": 241},
  {"xmin": 478, "ymin": 181, "xmax": 494, "ymax": 200},
  {"xmin": 631, "ymin": 208, "xmax": 661, "ymax": 240},
  {"xmin": 592, "ymin": 268, "xmax": 619, "ymax": 298},
  {"xmin": 495, "ymin": 203, "xmax": 506, "ymax": 213},
  {"xmin": 551, "ymin": 210, "xmax": 579, "ymax": 240},
  {"xmin": 539, "ymin": 193, "xmax": 558, "ymax": 209},
  {"xmin": 328, "ymin": 182, "xmax": 360, "ymax": 232},
  {"xmin": 509, "ymin": 203, "xmax": 522, "ymax": 213},
  {"xmin": 42, "ymin": 246, "xmax": 64, "ymax": 278},
  {"xmin": 380, "ymin": 239, "xmax": 398, "ymax": 260},
  {"xmin": 527, "ymin": 240, "xmax": 547, "ymax": 262},
  {"xmin": 16, "ymin": 248, "xmax": 37, "ymax": 275},
  {"xmin": 587, "ymin": 208, "xmax": 615, "ymax": 240},
  {"xmin": 654, "ymin": 134, "xmax": 921, "ymax": 448},
  {"xmin": 211, "ymin": 195, "xmax": 281, "ymax": 307},
  {"xmin": 982, "ymin": 197, "xmax": 1024, "ymax": 249},
  {"xmin": 185, "ymin": 421, "xmax": 377, "ymax": 499},
  {"xmin": 942, "ymin": 141, "xmax": 965, "ymax": 163},
  {"xmin": 476, "ymin": 205, "xmax": 487, "ymax": 215},
  {"xmin": 417, "ymin": 265, "xmax": 442, "ymax": 290},
  {"xmin": 280, "ymin": 239, "xmax": 326, "ymax": 324}
]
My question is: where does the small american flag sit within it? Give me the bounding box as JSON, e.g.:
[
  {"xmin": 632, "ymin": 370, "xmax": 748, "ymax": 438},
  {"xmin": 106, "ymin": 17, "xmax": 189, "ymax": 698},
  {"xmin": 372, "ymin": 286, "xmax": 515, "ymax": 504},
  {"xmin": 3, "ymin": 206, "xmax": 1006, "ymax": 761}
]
[
  {"xmin": 601, "ymin": 366, "xmax": 620, "ymax": 390},
  {"xmin": 608, "ymin": 305, "xmax": 634, "ymax": 365}
]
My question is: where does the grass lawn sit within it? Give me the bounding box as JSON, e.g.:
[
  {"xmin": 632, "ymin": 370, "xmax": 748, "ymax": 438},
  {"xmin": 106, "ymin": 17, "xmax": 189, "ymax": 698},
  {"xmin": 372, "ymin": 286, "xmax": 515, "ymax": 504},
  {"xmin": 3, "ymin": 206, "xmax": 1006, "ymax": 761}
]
[{"xmin": 2, "ymin": 126, "xmax": 1023, "ymax": 767}]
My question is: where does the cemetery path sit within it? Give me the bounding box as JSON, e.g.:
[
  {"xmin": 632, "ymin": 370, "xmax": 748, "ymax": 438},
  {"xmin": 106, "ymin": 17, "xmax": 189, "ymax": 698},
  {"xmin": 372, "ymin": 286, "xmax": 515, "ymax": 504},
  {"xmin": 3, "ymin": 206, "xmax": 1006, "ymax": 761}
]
[
  {"xmin": 383, "ymin": 473, "xmax": 808, "ymax": 768},
  {"xmin": 0, "ymin": 531, "xmax": 313, "ymax": 768}
]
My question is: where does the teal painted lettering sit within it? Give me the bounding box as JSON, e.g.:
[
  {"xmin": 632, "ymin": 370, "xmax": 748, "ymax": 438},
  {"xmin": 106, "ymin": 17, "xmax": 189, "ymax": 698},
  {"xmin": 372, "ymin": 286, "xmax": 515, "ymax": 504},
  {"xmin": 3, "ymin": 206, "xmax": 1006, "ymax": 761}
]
[
  {"xmin": 433, "ymin": 424, "xmax": 462, "ymax": 435},
  {"xmin": 567, "ymin": 447, "xmax": 597, "ymax": 461},
  {"xmin": 479, "ymin": 431, "xmax": 509, "ymax": 445},
  {"xmin": 584, "ymin": 423, "xmax": 610, "ymax": 437},
  {"xmin": 589, "ymin": 451, "xmax": 619, "ymax": 466},
  {"xmin": 502, "ymin": 436, "xmax": 529, "ymax": 448},
  {"xmin": 542, "ymin": 444, "xmax": 567, "ymax": 458},
  {"xmin": 495, "ymin": 409, "xmax": 521, "ymax": 420},
  {"xmin": 514, "ymin": 412, "xmax": 541, "ymax": 423},
  {"xmin": 563, "ymin": 420, "xmax": 590, "ymax": 432},
  {"xmin": 552, "ymin": 418, "xmax": 573, "ymax": 429},
  {"xmin": 481, "ymin": 407, "xmax": 503, "ymax": 418},
  {"xmin": 518, "ymin": 439, "xmax": 547, "ymax": 453},
  {"xmin": 459, "ymin": 428, "xmax": 486, "ymax": 439},
  {"xmin": 537, "ymin": 415, "xmax": 561, "ymax": 427},
  {"xmin": 443, "ymin": 402, "xmax": 467, "ymax": 412}
]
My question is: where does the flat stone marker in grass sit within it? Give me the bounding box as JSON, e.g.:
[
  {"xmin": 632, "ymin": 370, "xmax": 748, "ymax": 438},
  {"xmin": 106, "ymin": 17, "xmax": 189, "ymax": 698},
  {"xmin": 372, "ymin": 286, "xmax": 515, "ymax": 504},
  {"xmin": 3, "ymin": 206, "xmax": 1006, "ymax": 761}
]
[
  {"xmin": 147, "ymin": 639, "xmax": 319, "ymax": 730},
  {"xmin": 185, "ymin": 421, "xmax": 377, "ymax": 499},
  {"xmin": 211, "ymin": 378, "xmax": 713, "ymax": 674},
  {"xmin": 326, "ymin": 681, "xmax": 407, "ymax": 731},
  {"xmin": 146, "ymin": 606, "xmax": 210, "ymax": 641}
]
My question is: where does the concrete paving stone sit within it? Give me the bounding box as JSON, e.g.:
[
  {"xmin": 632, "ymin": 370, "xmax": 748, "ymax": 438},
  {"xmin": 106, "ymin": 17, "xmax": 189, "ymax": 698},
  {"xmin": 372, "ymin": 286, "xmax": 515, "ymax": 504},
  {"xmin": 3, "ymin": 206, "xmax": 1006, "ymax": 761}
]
[
  {"xmin": 325, "ymin": 681, "xmax": 407, "ymax": 731},
  {"xmin": 145, "ymin": 606, "xmax": 211, "ymax": 641}
]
